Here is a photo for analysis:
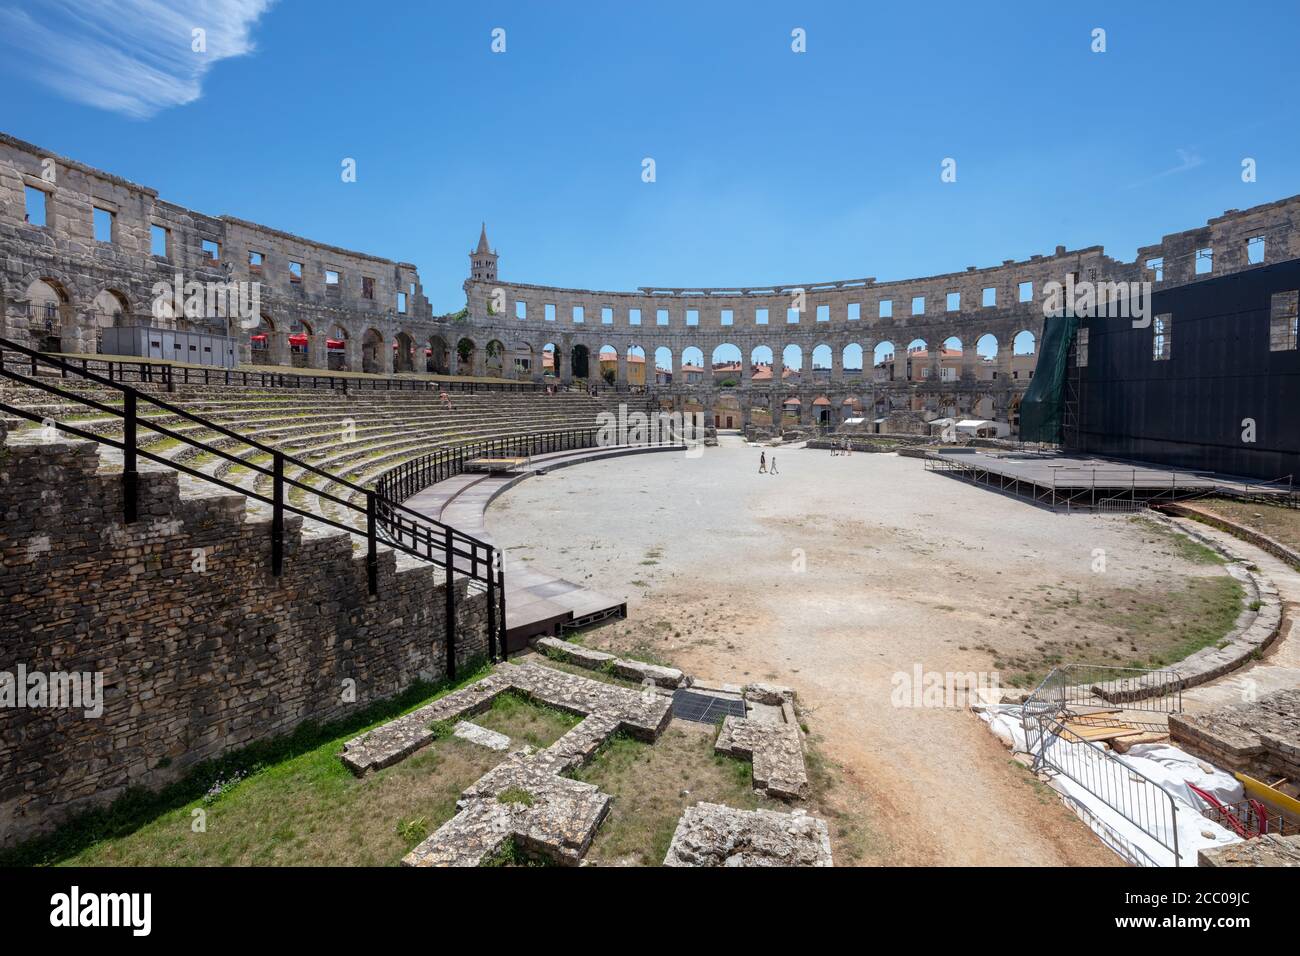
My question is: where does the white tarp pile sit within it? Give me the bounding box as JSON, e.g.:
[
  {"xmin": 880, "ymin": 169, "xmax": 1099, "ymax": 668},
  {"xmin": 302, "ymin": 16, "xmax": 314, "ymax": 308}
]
[{"xmin": 978, "ymin": 705, "xmax": 1243, "ymax": 867}]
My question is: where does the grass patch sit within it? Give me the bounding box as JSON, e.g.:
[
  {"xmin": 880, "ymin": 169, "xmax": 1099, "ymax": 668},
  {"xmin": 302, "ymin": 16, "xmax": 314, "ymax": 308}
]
[
  {"xmin": 572, "ymin": 724, "xmax": 763, "ymax": 865},
  {"xmin": 497, "ymin": 787, "xmax": 535, "ymax": 807},
  {"xmin": 1193, "ymin": 498, "xmax": 1300, "ymax": 554},
  {"xmin": 473, "ymin": 691, "xmax": 581, "ymax": 748},
  {"xmin": 3, "ymin": 661, "xmax": 508, "ymax": 867},
  {"xmin": 996, "ymin": 574, "xmax": 1244, "ymax": 684}
]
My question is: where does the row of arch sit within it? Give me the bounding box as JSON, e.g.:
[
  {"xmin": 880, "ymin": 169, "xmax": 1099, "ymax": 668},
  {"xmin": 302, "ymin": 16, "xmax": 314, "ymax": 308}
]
[{"xmin": 9, "ymin": 276, "xmax": 1037, "ymax": 385}]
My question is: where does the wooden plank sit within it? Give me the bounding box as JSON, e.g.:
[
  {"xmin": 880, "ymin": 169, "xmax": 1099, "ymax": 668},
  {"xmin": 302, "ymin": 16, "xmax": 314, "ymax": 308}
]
[{"xmin": 1236, "ymin": 772, "xmax": 1300, "ymax": 818}]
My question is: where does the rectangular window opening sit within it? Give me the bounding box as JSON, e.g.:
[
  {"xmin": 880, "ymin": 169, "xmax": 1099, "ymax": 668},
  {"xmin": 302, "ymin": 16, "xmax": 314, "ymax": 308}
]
[
  {"xmin": 1153, "ymin": 313, "xmax": 1172, "ymax": 361},
  {"xmin": 1269, "ymin": 291, "xmax": 1298, "ymax": 351},
  {"xmin": 24, "ymin": 186, "xmax": 48, "ymax": 227}
]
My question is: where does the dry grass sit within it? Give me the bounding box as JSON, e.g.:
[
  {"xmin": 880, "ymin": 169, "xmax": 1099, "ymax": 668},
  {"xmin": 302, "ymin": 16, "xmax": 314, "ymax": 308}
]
[
  {"xmin": 53, "ymin": 693, "xmax": 578, "ymax": 867},
  {"xmin": 1194, "ymin": 498, "xmax": 1300, "ymax": 553}
]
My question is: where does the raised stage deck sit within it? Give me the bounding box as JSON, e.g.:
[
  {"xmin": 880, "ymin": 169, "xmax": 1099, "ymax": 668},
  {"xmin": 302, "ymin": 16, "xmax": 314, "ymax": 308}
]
[{"xmin": 925, "ymin": 449, "xmax": 1295, "ymax": 511}]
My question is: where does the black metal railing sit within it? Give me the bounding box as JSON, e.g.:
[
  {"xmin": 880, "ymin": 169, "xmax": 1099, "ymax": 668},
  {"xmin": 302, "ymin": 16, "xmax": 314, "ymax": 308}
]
[
  {"xmin": 375, "ymin": 427, "xmax": 599, "ymax": 504},
  {"xmin": 0, "ymin": 336, "xmax": 505, "ymax": 673},
  {"xmin": 1, "ymin": 349, "xmax": 546, "ymax": 395}
]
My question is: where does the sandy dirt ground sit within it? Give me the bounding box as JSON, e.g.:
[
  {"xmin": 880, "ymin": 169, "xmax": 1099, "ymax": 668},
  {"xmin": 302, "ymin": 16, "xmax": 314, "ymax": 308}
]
[{"xmin": 485, "ymin": 438, "xmax": 1234, "ymax": 866}]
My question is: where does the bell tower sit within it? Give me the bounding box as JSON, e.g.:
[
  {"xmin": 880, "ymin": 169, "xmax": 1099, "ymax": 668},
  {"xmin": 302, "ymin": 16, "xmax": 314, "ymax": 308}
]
[{"xmin": 470, "ymin": 223, "xmax": 498, "ymax": 282}]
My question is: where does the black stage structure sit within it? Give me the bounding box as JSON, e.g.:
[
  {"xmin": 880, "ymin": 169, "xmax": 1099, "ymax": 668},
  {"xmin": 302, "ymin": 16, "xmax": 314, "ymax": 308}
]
[{"xmin": 1064, "ymin": 257, "xmax": 1300, "ymax": 481}]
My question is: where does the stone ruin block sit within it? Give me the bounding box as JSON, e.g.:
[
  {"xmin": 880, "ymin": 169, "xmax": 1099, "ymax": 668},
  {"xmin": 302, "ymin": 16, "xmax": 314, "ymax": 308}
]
[{"xmin": 663, "ymin": 803, "xmax": 832, "ymax": 867}]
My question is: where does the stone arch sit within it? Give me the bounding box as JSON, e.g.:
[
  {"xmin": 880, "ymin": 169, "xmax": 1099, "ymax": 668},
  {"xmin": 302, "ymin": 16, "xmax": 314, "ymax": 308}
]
[
  {"xmin": 393, "ymin": 330, "xmax": 417, "ymax": 373},
  {"xmin": 596, "ymin": 343, "xmax": 617, "ymax": 384},
  {"xmin": 25, "ymin": 277, "xmax": 74, "ymax": 352},
  {"xmin": 1013, "ymin": 329, "xmax": 1036, "ymax": 354},
  {"xmin": 626, "ymin": 344, "xmax": 646, "ymax": 387},
  {"xmin": 782, "ymin": 343, "xmax": 802, "ymax": 380},
  {"xmin": 905, "ymin": 338, "xmax": 928, "ymax": 381},
  {"xmin": 427, "ymin": 334, "xmax": 450, "ymax": 375},
  {"xmin": 711, "ymin": 342, "xmax": 741, "ymax": 385},
  {"xmin": 327, "ymin": 323, "xmax": 350, "ymax": 371},
  {"xmin": 680, "ymin": 345, "xmax": 704, "ymax": 385},
  {"xmin": 540, "ymin": 341, "xmax": 558, "ymax": 379},
  {"xmin": 456, "ymin": 336, "xmax": 478, "ymax": 376},
  {"xmin": 570, "ymin": 342, "xmax": 590, "ymax": 380},
  {"xmin": 248, "ymin": 313, "xmax": 276, "ymax": 364},
  {"xmin": 288, "ymin": 317, "xmax": 316, "ymax": 368},
  {"xmin": 513, "ymin": 341, "xmax": 535, "ymax": 379},
  {"xmin": 361, "ymin": 327, "xmax": 386, "ymax": 374},
  {"xmin": 485, "ymin": 338, "xmax": 507, "ymax": 377},
  {"xmin": 873, "ymin": 340, "xmax": 895, "ymax": 382},
  {"xmin": 842, "ymin": 342, "xmax": 863, "ymax": 377},
  {"xmin": 750, "ymin": 344, "xmax": 773, "ymax": 377},
  {"xmin": 654, "ymin": 346, "xmax": 673, "ymax": 384},
  {"xmin": 811, "ymin": 343, "xmax": 833, "ymax": 375}
]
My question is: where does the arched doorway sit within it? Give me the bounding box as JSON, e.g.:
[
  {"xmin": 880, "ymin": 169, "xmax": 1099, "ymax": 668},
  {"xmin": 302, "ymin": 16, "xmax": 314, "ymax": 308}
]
[
  {"xmin": 427, "ymin": 335, "xmax": 450, "ymax": 374},
  {"xmin": 327, "ymin": 324, "xmax": 349, "ymax": 371},
  {"xmin": 362, "ymin": 328, "xmax": 385, "ymax": 374},
  {"xmin": 26, "ymin": 278, "xmax": 71, "ymax": 353},
  {"xmin": 571, "ymin": 343, "xmax": 590, "ymax": 380},
  {"xmin": 456, "ymin": 337, "xmax": 477, "ymax": 376},
  {"xmin": 394, "ymin": 331, "xmax": 416, "ymax": 373}
]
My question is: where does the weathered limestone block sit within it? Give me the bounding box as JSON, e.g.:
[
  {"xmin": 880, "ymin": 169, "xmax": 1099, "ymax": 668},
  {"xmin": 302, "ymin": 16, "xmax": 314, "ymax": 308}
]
[
  {"xmin": 744, "ymin": 682, "xmax": 795, "ymax": 706},
  {"xmin": 715, "ymin": 715, "xmax": 808, "ymax": 799},
  {"xmin": 1170, "ymin": 689, "xmax": 1300, "ymax": 781},
  {"xmin": 1199, "ymin": 834, "xmax": 1300, "ymax": 867},
  {"xmin": 663, "ymin": 803, "xmax": 832, "ymax": 867},
  {"xmin": 343, "ymin": 660, "xmax": 671, "ymax": 776},
  {"xmin": 533, "ymin": 636, "xmax": 615, "ymax": 668},
  {"xmin": 612, "ymin": 657, "xmax": 688, "ymax": 689},
  {"xmin": 404, "ymin": 751, "xmax": 613, "ymax": 867},
  {"xmin": 452, "ymin": 721, "xmax": 510, "ymax": 751}
]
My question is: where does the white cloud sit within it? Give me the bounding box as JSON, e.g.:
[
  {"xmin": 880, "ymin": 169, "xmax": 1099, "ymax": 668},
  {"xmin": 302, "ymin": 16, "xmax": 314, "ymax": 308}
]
[
  {"xmin": 1126, "ymin": 148, "xmax": 1205, "ymax": 190},
  {"xmin": 0, "ymin": 0, "xmax": 274, "ymax": 119}
]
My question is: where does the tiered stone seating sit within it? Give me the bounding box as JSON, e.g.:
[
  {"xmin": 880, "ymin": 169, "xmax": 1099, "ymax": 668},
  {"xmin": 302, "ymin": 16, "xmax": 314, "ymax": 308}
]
[{"xmin": 0, "ymin": 371, "xmax": 655, "ymax": 567}]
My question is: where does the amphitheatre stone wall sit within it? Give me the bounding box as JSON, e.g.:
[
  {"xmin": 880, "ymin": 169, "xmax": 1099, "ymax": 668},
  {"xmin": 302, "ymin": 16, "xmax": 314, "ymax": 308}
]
[
  {"xmin": 458, "ymin": 207, "xmax": 1300, "ymax": 430},
  {"xmin": 0, "ymin": 438, "xmax": 489, "ymax": 847},
  {"xmin": 5, "ymin": 129, "xmax": 1300, "ymax": 425},
  {"xmin": 0, "ymin": 132, "xmax": 431, "ymax": 373}
]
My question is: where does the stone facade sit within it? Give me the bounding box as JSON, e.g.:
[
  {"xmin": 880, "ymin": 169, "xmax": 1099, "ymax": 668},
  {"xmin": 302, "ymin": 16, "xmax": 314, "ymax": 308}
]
[
  {"xmin": 0, "ymin": 132, "xmax": 431, "ymax": 374},
  {"xmin": 461, "ymin": 198, "xmax": 1300, "ymax": 432},
  {"xmin": 6, "ymin": 130, "xmax": 1300, "ymax": 428},
  {"xmin": 0, "ymin": 436, "xmax": 489, "ymax": 847}
]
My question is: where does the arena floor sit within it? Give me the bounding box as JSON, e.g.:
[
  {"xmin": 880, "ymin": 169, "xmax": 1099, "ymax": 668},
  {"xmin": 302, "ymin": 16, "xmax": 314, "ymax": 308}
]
[{"xmin": 486, "ymin": 436, "xmax": 1237, "ymax": 865}]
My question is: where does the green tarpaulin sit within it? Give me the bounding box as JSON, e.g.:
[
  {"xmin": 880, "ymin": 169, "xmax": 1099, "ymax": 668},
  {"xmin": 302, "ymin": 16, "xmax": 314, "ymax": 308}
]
[{"xmin": 1018, "ymin": 314, "xmax": 1079, "ymax": 445}]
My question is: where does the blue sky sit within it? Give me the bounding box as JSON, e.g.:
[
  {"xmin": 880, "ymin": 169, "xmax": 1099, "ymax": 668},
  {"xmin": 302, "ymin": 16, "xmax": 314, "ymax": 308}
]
[{"xmin": 3, "ymin": 1, "xmax": 1299, "ymax": 313}]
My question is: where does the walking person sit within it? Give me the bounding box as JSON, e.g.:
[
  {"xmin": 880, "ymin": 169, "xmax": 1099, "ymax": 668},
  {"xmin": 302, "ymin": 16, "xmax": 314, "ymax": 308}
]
[
  {"xmin": 769, "ymin": 454, "xmax": 779, "ymax": 476},
  {"xmin": 759, "ymin": 451, "xmax": 767, "ymax": 474}
]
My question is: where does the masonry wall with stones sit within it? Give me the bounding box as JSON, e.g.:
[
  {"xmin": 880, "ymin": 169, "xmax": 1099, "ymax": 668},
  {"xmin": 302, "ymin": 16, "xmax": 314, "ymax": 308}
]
[
  {"xmin": 0, "ymin": 132, "xmax": 433, "ymax": 373},
  {"xmin": 462, "ymin": 197, "xmax": 1300, "ymax": 428},
  {"xmin": 0, "ymin": 437, "xmax": 489, "ymax": 848}
]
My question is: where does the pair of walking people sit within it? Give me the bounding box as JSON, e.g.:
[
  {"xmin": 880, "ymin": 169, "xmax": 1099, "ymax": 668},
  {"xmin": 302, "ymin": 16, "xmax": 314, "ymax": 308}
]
[{"xmin": 758, "ymin": 451, "xmax": 779, "ymax": 475}]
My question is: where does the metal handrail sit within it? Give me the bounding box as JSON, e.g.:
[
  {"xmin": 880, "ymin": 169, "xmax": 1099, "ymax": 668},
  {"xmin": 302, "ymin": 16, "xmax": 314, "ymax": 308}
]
[
  {"xmin": 0, "ymin": 336, "xmax": 506, "ymax": 671},
  {"xmin": 0, "ymin": 345, "xmax": 546, "ymax": 394}
]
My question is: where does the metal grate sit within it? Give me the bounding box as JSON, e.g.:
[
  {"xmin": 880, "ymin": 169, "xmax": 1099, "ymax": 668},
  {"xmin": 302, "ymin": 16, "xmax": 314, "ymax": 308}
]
[{"xmin": 671, "ymin": 689, "xmax": 747, "ymax": 724}]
